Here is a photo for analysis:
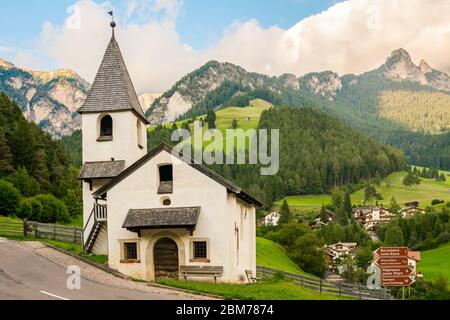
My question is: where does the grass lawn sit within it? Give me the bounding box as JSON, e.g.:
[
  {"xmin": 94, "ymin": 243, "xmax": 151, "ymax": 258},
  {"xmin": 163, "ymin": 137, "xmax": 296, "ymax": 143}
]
[
  {"xmin": 69, "ymin": 214, "xmax": 83, "ymax": 227},
  {"xmin": 275, "ymin": 195, "xmax": 331, "ymax": 212},
  {"xmin": 420, "ymin": 242, "xmax": 450, "ymax": 281},
  {"xmin": 256, "ymin": 237, "xmax": 307, "ymax": 275},
  {"xmin": 157, "ymin": 278, "xmax": 349, "ymax": 300},
  {"xmin": 277, "ymin": 171, "xmax": 450, "ymax": 214}
]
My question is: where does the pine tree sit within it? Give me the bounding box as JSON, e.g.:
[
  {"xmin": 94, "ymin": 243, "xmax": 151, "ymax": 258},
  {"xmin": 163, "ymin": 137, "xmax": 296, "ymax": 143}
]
[
  {"xmin": 343, "ymin": 191, "xmax": 352, "ymax": 219},
  {"xmin": 206, "ymin": 110, "xmax": 217, "ymax": 129},
  {"xmin": 319, "ymin": 205, "xmax": 329, "ymax": 223},
  {"xmin": 0, "ymin": 129, "xmax": 14, "ymax": 177},
  {"xmin": 390, "ymin": 196, "xmax": 401, "ymax": 215},
  {"xmin": 32, "ymin": 148, "xmax": 49, "ymax": 188},
  {"xmin": 279, "ymin": 200, "xmax": 291, "ymax": 225},
  {"xmin": 231, "ymin": 118, "xmax": 238, "ymax": 129}
]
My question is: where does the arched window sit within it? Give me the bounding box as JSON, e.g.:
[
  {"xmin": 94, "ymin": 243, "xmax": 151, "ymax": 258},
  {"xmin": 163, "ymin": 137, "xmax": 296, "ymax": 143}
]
[{"xmin": 100, "ymin": 115, "xmax": 113, "ymax": 139}]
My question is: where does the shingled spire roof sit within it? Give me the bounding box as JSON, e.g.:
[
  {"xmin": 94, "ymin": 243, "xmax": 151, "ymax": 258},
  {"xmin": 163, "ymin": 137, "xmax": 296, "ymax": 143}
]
[{"xmin": 78, "ymin": 27, "xmax": 149, "ymax": 124}]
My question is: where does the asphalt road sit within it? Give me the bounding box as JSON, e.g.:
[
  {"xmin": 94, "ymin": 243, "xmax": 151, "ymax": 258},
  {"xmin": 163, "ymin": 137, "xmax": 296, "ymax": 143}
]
[{"xmin": 0, "ymin": 238, "xmax": 189, "ymax": 300}]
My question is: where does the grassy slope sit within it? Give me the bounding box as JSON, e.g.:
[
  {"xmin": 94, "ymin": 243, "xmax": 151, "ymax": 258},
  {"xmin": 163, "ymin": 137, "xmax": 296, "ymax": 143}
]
[
  {"xmin": 277, "ymin": 170, "xmax": 450, "ymax": 213},
  {"xmin": 158, "ymin": 278, "xmax": 349, "ymax": 300},
  {"xmin": 256, "ymin": 237, "xmax": 305, "ymax": 274},
  {"xmin": 149, "ymin": 99, "xmax": 272, "ymax": 150},
  {"xmin": 420, "ymin": 242, "xmax": 450, "ymax": 281}
]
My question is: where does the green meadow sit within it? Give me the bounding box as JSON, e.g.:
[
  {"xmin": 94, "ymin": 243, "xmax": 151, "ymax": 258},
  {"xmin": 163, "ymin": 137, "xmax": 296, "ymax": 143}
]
[
  {"xmin": 420, "ymin": 242, "xmax": 450, "ymax": 281},
  {"xmin": 277, "ymin": 170, "xmax": 450, "ymax": 213}
]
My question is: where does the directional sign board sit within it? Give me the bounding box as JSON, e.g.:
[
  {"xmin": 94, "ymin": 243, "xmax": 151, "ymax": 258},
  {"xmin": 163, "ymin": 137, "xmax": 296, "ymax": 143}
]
[
  {"xmin": 382, "ymin": 276, "xmax": 415, "ymax": 287},
  {"xmin": 376, "ymin": 247, "xmax": 408, "ymax": 257},
  {"xmin": 381, "ymin": 267, "xmax": 414, "ymax": 277},
  {"xmin": 375, "ymin": 257, "xmax": 409, "ymax": 268},
  {"xmin": 371, "ymin": 247, "xmax": 417, "ymax": 288}
]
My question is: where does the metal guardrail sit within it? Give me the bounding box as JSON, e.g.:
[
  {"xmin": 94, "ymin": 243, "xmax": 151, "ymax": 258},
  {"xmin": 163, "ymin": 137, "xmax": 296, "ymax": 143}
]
[{"xmin": 256, "ymin": 266, "xmax": 393, "ymax": 300}]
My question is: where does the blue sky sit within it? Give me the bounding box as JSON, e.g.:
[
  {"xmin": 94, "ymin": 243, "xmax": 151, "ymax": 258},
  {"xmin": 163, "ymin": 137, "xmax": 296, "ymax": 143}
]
[
  {"xmin": 0, "ymin": 0, "xmax": 338, "ymax": 52},
  {"xmin": 1, "ymin": 0, "xmax": 447, "ymax": 94}
]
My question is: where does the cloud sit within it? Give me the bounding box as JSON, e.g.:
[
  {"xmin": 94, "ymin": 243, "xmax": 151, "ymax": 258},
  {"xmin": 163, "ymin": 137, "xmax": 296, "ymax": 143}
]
[{"xmin": 40, "ymin": 0, "xmax": 450, "ymax": 94}]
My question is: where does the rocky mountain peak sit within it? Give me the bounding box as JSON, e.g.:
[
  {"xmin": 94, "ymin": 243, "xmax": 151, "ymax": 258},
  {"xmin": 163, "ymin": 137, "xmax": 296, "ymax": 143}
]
[
  {"xmin": 380, "ymin": 48, "xmax": 427, "ymax": 85},
  {"xmin": 387, "ymin": 48, "xmax": 413, "ymax": 64},
  {"xmin": 300, "ymin": 71, "xmax": 342, "ymax": 101},
  {"xmin": 419, "ymin": 59, "xmax": 432, "ymax": 74},
  {"xmin": 0, "ymin": 58, "xmax": 14, "ymax": 69}
]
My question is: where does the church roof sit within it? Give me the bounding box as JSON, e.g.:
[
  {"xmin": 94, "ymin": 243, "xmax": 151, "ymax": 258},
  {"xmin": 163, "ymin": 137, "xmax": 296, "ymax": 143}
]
[
  {"xmin": 93, "ymin": 143, "xmax": 264, "ymax": 207},
  {"xmin": 122, "ymin": 207, "xmax": 201, "ymax": 231},
  {"xmin": 78, "ymin": 33, "xmax": 149, "ymax": 124},
  {"xmin": 78, "ymin": 160, "xmax": 125, "ymax": 180}
]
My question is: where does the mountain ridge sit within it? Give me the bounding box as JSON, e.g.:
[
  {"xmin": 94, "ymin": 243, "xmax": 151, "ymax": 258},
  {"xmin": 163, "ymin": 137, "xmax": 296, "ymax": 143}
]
[{"xmin": 146, "ymin": 48, "xmax": 450, "ymax": 125}]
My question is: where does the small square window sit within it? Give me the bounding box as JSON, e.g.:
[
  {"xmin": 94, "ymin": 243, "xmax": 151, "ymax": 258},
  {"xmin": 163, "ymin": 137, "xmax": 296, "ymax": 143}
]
[
  {"xmin": 193, "ymin": 241, "xmax": 207, "ymax": 259},
  {"xmin": 124, "ymin": 242, "xmax": 138, "ymax": 260}
]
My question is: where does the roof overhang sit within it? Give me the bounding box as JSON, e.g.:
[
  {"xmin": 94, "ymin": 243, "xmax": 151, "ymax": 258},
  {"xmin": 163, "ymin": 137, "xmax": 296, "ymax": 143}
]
[
  {"xmin": 78, "ymin": 160, "xmax": 126, "ymax": 180},
  {"xmin": 122, "ymin": 207, "xmax": 201, "ymax": 233}
]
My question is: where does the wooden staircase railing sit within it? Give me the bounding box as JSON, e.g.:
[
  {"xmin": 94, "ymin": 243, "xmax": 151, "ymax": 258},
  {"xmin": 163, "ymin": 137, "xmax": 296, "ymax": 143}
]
[{"xmin": 83, "ymin": 203, "xmax": 107, "ymax": 254}]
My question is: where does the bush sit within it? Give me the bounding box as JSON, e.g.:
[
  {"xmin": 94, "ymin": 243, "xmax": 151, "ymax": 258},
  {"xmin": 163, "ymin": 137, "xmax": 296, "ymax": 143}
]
[
  {"xmin": 431, "ymin": 199, "xmax": 445, "ymax": 206},
  {"xmin": 0, "ymin": 179, "xmax": 21, "ymax": 216},
  {"xmin": 20, "ymin": 194, "xmax": 70, "ymax": 224}
]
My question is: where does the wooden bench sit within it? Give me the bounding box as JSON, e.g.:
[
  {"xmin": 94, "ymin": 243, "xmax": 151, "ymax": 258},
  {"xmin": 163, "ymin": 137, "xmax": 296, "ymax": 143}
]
[
  {"xmin": 180, "ymin": 266, "xmax": 224, "ymax": 284},
  {"xmin": 245, "ymin": 270, "xmax": 260, "ymax": 284}
]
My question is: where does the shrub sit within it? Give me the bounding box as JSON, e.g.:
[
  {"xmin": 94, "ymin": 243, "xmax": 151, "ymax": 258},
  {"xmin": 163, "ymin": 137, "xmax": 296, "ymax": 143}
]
[
  {"xmin": 0, "ymin": 179, "xmax": 21, "ymax": 216},
  {"xmin": 17, "ymin": 197, "xmax": 43, "ymax": 221},
  {"xmin": 64, "ymin": 189, "xmax": 82, "ymax": 217},
  {"xmin": 25, "ymin": 194, "xmax": 70, "ymax": 224},
  {"xmin": 431, "ymin": 199, "xmax": 445, "ymax": 206}
]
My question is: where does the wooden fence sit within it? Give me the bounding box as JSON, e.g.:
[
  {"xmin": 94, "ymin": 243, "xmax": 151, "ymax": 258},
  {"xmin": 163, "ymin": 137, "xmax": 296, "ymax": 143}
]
[
  {"xmin": 0, "ymin": 218, "xmax": 83, "ymax": 244},
  {"xmin": 23, "ymin": 220, "xmax": 82, "ymax": 244},
  {"xmin": 0, "ymin": 218, "xmax": 24, "ymax": 237},
  {"xmin": 257, "ymin": 266, "xmax": 393, "ymax": 300}
]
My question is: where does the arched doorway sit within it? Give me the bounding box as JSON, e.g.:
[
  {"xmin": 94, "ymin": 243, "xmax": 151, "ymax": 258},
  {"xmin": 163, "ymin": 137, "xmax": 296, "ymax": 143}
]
[{"xmin": 153, "ymin": 238, "xmax": 179, "ymax": 279}]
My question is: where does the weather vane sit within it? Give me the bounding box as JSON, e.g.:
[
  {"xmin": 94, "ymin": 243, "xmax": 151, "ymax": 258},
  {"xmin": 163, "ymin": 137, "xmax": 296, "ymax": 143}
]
[{"xmin": 108, "ymin": 10, "xmax": 116, "ymax": 36}]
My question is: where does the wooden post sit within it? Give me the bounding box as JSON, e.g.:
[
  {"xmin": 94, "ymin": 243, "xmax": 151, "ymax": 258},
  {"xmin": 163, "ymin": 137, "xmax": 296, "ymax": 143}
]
[
  {"xmin": 35, "ymin": 222, "xmax": 38, "ymax": 238},
  {"xmin": 339, "ymin": 282, "xmax": 342, "ymax": 296},
  {"xmin": 53, "ymin": 224, "xmax": 56, "ymax": 240},
  {"xmin": 23, "ymin": 219, "xmax": 28, "ymax": 238},
  {"xmin": 74, "ymin": 227, "xmax": 77, "ymax": 243},
  {"xmin": 319, "ymin": 278, "xmax": 322, "ymax": 293},
  {"xmin": 359, "ymin": 284, "xmax": 362, "ymax": 300},
  {"xmin": 402, "ymin": 286, "xmax": 405, "ymax": 300}
]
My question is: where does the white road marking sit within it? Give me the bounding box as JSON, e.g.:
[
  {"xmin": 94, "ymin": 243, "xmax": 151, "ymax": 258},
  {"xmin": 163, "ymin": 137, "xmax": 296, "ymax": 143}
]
[{"xmin": 40, "ymin": 291, "xmax": 70, "ymax": 300}]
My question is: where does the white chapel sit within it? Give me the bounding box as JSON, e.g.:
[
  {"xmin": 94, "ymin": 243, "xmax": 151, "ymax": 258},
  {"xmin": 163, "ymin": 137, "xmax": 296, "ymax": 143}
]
[{"xmin": 77, "ymin": 22, "xmax": 262, "ymax": 283}]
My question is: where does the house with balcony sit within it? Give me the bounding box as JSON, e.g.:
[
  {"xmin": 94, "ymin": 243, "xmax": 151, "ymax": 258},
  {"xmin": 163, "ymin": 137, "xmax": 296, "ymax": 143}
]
[{"xmin": 77, "ymin": 22, "xmax": 262, "ymax": 283}]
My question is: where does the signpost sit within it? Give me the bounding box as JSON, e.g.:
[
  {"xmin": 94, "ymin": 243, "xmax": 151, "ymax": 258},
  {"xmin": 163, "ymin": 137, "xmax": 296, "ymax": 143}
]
[
  {"xmin": 381, "ymin": 267, "xmax": 414, "ymax": 277},
  {"xmin": 375, "ymin": 247, "xmax": 409, "ymax": 257},
  {"xmin": 382, "ymin": 276, "xmax": 415, "ymax": 287},
  {"xmin": 375, "ymin": 257, "xmax": 409, "ymax": 267},
  {"xmin": 370, "ymin": 247, "xmax": 418, "ymax": 298}
]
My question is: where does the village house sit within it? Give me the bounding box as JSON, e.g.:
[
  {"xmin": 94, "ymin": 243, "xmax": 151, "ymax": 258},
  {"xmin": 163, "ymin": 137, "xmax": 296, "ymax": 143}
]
[
  {"xmin": 324, "ymin": 242, "xmax": 358, "ymax": 270},
  {"xmin": 77, "ymin": 23, "xmax": 262, "ymax": 283},
  {"xmin": 353, "ymin": 206, "xmax": 395, "ymax": 230},
  {"xmin": 309, "ymin": 211, "xmax": 334, "ymax": 230},
  {"xmin": 263, "ymin": 212, "xmax": 281, "ymax": 227},
  {"xmin": 400, "ymin": 207, "xmax": 426, "ymax": 218}
]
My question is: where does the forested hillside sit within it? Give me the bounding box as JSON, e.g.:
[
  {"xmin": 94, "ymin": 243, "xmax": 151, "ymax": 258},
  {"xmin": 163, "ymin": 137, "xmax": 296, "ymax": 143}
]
[
  {"xmin": 0, "ymin": 93, "xmax": 81, "ymax": 223},
  {"xmin": 208, "ymin": 107, "xmax": 405, "ymax": 207},
  {"xmin": 378, "ymin": 91, "xmax": 450, "ymax": 133}
]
